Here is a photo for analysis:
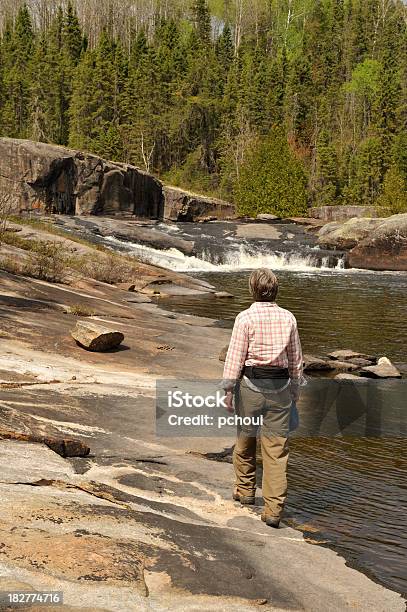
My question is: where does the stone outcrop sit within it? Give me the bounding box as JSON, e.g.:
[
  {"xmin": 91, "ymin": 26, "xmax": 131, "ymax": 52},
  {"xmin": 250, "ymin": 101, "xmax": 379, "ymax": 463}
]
[
  {"xmin": 0, "ymin": 138, "xmax": 235, "ymax": 221},
  {"xmin": 360, "ymin": 357, "xmax": 401, "ymax": 379},
  {"xmin": 348, "ymin": 213, "xmax": 407, "ymax": 271},
  {"xmin": 328, "ymin": 349, "xmax": 375, "ymax": 362},
  {"xmin": 303, "ymin": 355, "xmax": 335, "ymax": 371},
  {"xmin": 318, "ymin": 217, "xmax": 382, "ymax": 250},
  {"xmin": 71, "ymin": 321, "xmax": 124, "ymax": 351},
  {"xmin": 163, "ymin": 185, "xmax": 235, "ymax": 221},
  {"xmin": 310, "ymin": 205, "xmax": 378, "ymax": 222},
  {"xmin": 0, "ymin": 427, "xmax": 90, "ymax": 457}
]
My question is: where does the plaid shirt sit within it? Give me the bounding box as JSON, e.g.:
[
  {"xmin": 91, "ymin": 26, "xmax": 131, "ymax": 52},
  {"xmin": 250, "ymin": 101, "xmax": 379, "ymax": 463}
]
[{"xmin": 222, "ymin": 302, "xmax": 303, "ymax": 397}]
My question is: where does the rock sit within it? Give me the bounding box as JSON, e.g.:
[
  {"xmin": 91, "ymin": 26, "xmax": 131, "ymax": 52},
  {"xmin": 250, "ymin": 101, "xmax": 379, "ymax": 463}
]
[
  {"xmin": 334, "ymin": 373, "xmax": 365, "ymax": 381},
  {"xmin": 360, "ymin": 357, "xmax": 401, "ymax": 378},
  {"xmin": 317, "ymin": 221, "xmax": 343, "ymax": 237},
  {"xmin": 0, "ymin": 137, "xmax": 163, "ymax": 217},
  {"xmin": 0, "ymin": 428, "xmax": 90, "ymax": 457},
  {"xmin": 256, "ymin": 213, "xmax": 280, "ymax": 221},
  {"xmin": 99, "ymin": 222, "xmax": 195, "ymax": 255},
  {"xmin": 71, "ymin": 321, "xmax": 124, "ymax": 352},
  {"xmin": 347, "ymin": 357, "xmax": 375, "ymax": 367},
  {"xmin": 125, "ymin": 295, "xmax": 152, "ymax": 304},
  {"xmin": 309, "ymin": 205, "xmax": 378, "ymax": 222},
  {"xmin": 348, "ymin": 213, "xmax": 407, "ymax": 271},
  {"xmin": 328, "ymin": 349, "xmax": 375, "ymax": 362},
  {"xmin": 163, "ymin": 185, "xmax": 235, "ymax": 222},
  {"xmin": 0, "ymin": 137, "xmax": 235, "ymax": 222},
  {"xmin": 303, "ymin": 355, "xmax": 335, "ymax": 371},
  {"xmin": 326, "ymin": 360, "xmax": 360, "ymax": 372},
  {"xmin": 318, "ymin": 217, "xmax": 382, "ymax": 250},
  {"xmin": 219, "ymin": 345, "xmax": 229, "ymax": 362},
  {"xmin": 214, "ymin": 291, "xmax": 234, "ymax": 298}
]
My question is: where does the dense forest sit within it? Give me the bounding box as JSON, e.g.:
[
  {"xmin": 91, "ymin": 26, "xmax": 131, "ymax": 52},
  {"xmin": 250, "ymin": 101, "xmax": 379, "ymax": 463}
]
[{"xmin": 0, "ymin": 0, "xmax": 406, "ymax": 217}]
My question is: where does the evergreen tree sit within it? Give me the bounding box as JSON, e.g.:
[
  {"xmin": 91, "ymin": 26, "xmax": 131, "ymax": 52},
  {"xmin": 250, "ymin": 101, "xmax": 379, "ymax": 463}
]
[
  {"xmin": 2, "ymin": 5, "xmax": 34, "ymax": 137},
  {"xmin": 234, "ymin": 129, "xmax": 308, "ymax": 217},
  {"xmin": 192, "ymin": 0, "xmax": 211, "ymax": 45}
]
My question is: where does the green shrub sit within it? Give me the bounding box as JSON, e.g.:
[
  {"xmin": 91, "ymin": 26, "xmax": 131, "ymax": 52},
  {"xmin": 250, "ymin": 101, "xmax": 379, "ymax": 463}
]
[
  {"xmin": 234, "ymin": 130, "xmax": 308, "ymax": 218},
  {"xmin": 376, "ymin": 166, "xmax": 407, "ymax": 215}
]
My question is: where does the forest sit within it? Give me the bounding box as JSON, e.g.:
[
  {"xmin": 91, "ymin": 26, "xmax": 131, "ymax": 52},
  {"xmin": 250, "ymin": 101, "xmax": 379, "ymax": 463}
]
[{"xmin": 0, "ymin": 0, "xmax": 406, "ymax": 217}]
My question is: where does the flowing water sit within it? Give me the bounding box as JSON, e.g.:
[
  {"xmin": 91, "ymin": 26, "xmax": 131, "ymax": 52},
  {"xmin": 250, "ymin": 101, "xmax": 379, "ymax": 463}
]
[{"xmin": 74, "ymin": 219, "xmax": 407, "ymax": 597}]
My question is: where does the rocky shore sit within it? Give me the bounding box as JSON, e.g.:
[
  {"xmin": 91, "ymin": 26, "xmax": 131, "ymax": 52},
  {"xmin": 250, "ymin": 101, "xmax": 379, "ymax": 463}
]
[{"xmin": 0, "ymin": 219, "xmax": 405, "ymax": 610}]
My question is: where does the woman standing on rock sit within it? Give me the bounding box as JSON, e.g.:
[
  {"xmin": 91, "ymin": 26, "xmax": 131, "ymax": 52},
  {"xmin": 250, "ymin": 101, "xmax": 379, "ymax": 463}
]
[{"xmin": 222, "ymin": 268, "xmax": 303, "ymax": 528}]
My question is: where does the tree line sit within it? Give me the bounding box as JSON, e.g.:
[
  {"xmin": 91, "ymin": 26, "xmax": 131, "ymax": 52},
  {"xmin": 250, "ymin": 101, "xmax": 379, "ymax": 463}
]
[{"xmin": 0, "ymin": 0, "xmax": 406, "ymax": 217}]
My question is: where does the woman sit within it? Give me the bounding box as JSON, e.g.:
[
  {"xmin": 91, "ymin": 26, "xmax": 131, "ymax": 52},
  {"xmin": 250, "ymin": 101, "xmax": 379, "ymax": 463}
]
[{"xmin": 222, "ymin": 268, "xmax": 303, "ymax": 528}]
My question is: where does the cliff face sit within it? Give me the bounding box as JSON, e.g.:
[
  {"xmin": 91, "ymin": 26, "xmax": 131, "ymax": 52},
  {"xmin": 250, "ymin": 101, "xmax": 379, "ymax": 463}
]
[{"xmin": 0, "ymin": 138, "xmax": 235, "ymax": 221}]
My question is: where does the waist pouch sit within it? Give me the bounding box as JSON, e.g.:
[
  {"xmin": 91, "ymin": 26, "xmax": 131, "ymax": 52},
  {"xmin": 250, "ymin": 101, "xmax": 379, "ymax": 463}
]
[{"xmin": 243, "ymin": 366, "xmax": 289, "ymax": 380}]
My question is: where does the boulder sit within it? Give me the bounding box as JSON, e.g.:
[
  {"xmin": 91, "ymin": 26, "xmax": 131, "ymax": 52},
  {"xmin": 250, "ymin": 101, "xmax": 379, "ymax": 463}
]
[
  {"xmin": 326, "ymin": 360, "xmax": 360, "ymax": 372},
  {"xmin": 303, "ymin": 355, "xmax": 335, "ymax": 371},
  {"xmin": 71, "ymin": 321, "xmax": 124, "ymax": 352},
  {"xmin": 317, "ymin": 221, "xmax": 343, "ymax": 237},
  {"xmin": 347, "ymin": 357, "xmax": 375, "ymax": 367},
  {"xmin": 309, "ymin": 205, "xmax": 377, "ymax": 222},
  {"xmin": 360, "ymin": 357, "xmax": 401, "ymax": 379},
  {"xmin": 328, "ymin": 349, "xmax": 376, "ymax": 362},
  {"xmin": 256, "ymin": 213, "xmax": 280, "ymax": 221},
  {"xmin": 348, "ymin": 213, "xmax": 407, "ymax": 271},
  {"xmin": 318, "ymin": 217, "xmax": 382, "ymax": 250},
  {"xmin": 334, "ymin": 373, "xmax": 365, "ymax": 381},
  {"xmin": 163, "ymin": 185, "xmax": 235, "ymax": 222}
]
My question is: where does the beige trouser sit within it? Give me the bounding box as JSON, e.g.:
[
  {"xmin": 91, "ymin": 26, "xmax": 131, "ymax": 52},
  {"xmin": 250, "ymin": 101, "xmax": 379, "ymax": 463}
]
[{"xmin": 233, "ymin": 378, "xmax": 290, "ymax": 519}]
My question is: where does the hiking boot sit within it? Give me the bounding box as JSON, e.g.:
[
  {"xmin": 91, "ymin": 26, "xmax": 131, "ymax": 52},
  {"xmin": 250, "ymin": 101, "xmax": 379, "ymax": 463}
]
[
  {"xmin": 261, "ymin": 514, "xmax": 280, "ymax": 528},
  {"xmin": 232, "ymin": 491, "xmax": 255, "ymax": 505}
]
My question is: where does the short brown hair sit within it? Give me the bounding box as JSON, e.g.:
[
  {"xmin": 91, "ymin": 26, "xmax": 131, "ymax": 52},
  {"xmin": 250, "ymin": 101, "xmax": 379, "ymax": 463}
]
[{"xmin": 249, "ymin": 268, "xmax": 279, "ymax": 302}]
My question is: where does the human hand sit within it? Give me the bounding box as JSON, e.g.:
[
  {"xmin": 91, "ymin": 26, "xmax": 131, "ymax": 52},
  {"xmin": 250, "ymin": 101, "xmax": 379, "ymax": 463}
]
[{"xmin": 225, "ymin": 391, "xmax": 234, "ymax": 414}]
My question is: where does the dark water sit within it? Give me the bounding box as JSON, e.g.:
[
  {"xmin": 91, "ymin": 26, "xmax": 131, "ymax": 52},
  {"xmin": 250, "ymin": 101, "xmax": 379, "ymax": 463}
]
[
  {"xmin": 160, "ymin": 269, "xmax": 407, "ymax": 362},
  {"xmin": 160, "ymin": 269, "xmax": 407, "ymax": 598}
]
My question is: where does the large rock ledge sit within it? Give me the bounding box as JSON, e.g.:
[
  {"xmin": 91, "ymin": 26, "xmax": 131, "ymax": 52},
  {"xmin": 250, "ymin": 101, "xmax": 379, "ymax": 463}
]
[
  {"xmin": 317, "ymin": 213, "xmax": 407, "ymax": 271},
  {"xmin": 0, "ymin": 138, "xmax": 235, "ymax": 222}
]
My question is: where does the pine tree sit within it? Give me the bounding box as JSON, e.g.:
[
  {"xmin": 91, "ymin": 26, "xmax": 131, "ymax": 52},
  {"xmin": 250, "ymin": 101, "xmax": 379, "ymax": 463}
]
[
  {"xmin": 2, "ymin": 5, "xmax": 34, "ymax": 137},
  {"xmin": 192, "ymin": 0, "xmax": 211, "ymax": 46}
]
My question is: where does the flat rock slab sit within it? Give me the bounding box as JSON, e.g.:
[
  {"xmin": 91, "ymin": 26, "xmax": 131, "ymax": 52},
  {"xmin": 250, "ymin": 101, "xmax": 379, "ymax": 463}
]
[
  {"xmin": 0, "ymin": 440, "xmax": 75, "ymax": 484},
  {"xmin": 236, "ymin": 224, "xmax": 282, "ymax": 240},
  {"xmin": 335, "ymin": 373, "xmax": 366, "ymax": 381},
  {"xmin": 303, "ymin": 355, "xmax": 335, "ymax": 371},
  {"xmin": 326, "ymin": 360, "xmax": 360, "ymax": 372},
  {"xmin": 328, "ymin": 350, "xmax": 375, "ymax": 362},
  {"xmin": 71, "ymin": 321, "xmax": 124, "ymax": 352}
]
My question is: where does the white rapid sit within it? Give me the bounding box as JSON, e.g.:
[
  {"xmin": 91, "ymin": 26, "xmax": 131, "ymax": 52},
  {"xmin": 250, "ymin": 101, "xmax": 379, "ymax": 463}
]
[{"xmin": 104, "ymin": 236, "xmax": 346, "ymax": 272}]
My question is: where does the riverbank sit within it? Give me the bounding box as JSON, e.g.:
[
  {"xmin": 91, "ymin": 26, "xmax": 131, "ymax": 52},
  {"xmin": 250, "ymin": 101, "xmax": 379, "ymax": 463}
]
[{"xmin": 0, "ymin": 224, "xmax": 405, "ymax": 609}]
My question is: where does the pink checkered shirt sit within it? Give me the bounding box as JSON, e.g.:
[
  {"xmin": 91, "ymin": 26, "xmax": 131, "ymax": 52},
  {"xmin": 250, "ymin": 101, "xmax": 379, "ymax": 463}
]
[{"xmin": 222, "ymin": 302, "xmax": 303, "ymax": 397}]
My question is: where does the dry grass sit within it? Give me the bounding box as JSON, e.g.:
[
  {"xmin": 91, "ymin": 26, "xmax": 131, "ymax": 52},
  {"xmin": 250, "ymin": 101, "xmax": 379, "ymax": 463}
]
[
  {"xmin": 71, "ymin": 252, "xmax": 141, "ymax": 284},
  {"xmin": 68, "ymin": 304, "xmax": 96, "ymax": 317}
]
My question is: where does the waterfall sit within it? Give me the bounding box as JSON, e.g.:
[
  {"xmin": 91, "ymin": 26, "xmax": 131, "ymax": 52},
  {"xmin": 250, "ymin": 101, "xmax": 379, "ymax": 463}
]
[{"xmin": 104, "ymin": 236, "xmax": 346, "ymax": 272}]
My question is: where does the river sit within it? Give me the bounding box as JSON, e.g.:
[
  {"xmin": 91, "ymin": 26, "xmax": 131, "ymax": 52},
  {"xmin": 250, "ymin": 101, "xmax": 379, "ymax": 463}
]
[
  {"xmin": 158, "ymin": 269, "xmax": 407, "ymax": 598},
  {"xmin": 66, "ymin": 218, "xmax": 407, "ymax": 598}
]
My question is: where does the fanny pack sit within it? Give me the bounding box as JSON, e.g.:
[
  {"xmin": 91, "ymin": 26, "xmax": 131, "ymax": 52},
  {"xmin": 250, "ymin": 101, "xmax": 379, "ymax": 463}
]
[{"xmin": 243, "ymin": 366, "xmax": 289, "ymax": 380}]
